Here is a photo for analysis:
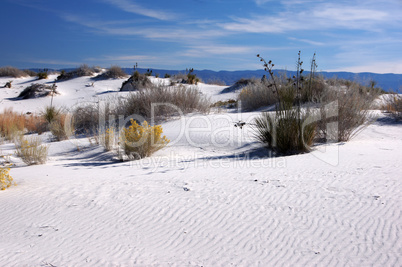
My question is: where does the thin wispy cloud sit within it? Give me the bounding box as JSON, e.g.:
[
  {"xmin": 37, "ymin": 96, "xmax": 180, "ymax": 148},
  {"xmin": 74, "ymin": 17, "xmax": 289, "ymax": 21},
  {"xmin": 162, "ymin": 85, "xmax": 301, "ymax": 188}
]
[
  {"xmin": 221, "ymin": 2, "xmax": 398, "ymax": 33},
  {"xmin": 1, "ymin": 0, "xmax": 401, "ymax": 73},
  {"xmin": 62, "ymin": 14, "xmax": 228, "ymax": 43},
  {"xmin": 288, "ymin": 37, "xmax": 325, "ymax": 46},
  {"xmin": 101, "ymin": 0, "xmax": 177, "ymax": 21}
]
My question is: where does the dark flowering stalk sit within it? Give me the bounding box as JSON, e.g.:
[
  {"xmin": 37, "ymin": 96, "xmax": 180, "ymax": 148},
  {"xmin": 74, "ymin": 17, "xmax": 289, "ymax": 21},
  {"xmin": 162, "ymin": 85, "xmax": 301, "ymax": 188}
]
[{"xmin": 257, "ymin": 54, "xmax": 281, "ymax": 105}]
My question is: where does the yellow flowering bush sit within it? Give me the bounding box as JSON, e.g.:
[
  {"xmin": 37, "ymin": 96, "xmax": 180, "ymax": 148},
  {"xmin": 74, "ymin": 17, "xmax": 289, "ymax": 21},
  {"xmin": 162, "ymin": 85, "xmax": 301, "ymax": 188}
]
[
  {"xmin": 121, "ymin": 119, "xmax": 169, "ymax": 160},
  {"xmin": 15, "ymin": 136, "xmax": 49, "ymax": 165},
  {"xmin": 0, "ymin": 165, "xmax": 15, "ymax": 190}
]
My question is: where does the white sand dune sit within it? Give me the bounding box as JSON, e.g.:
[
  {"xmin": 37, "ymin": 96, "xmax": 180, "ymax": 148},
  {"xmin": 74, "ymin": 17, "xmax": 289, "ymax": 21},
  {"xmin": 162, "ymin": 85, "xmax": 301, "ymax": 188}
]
[{"xmin": 0, "ymin": 76, "xmax": 401, "ymax": 266}]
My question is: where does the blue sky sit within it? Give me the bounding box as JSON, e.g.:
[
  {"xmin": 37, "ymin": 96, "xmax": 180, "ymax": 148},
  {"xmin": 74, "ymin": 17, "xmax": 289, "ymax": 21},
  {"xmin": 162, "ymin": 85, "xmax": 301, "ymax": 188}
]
[{"xmin": 1, "ymin": 0, "xmax": 402, "ymax": 73}]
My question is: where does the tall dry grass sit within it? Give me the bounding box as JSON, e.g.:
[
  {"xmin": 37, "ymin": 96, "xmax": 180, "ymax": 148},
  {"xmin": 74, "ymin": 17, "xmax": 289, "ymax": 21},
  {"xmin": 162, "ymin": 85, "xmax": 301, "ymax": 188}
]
[{"xmin": 121, "ymin": 84, "xmax": 210, "ymax": 120}]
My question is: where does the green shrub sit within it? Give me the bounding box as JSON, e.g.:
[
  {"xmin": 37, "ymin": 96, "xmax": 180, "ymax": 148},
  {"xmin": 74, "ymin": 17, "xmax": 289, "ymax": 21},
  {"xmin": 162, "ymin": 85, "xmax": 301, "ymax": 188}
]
[
  {"xmin": 145, "ymin": 69, "xmax": 153, "ymax": 76},
  {"xmin": 254, "ymin": 106, "xmax": 316, "ymax": 154},
  {"xmin": 15, "ymin": 135, "xmax": 49, "ymax": 165},
  {"xmin": 42, "ymin": 106, "xmax": 60, "ymax": 124},
  {"xmin": 121, "ymin": 120, "xmax": 169, "ymax": 160},
  {"xmin": 37, "ymin": 69, "xmax": 48, "ymax": 80}
]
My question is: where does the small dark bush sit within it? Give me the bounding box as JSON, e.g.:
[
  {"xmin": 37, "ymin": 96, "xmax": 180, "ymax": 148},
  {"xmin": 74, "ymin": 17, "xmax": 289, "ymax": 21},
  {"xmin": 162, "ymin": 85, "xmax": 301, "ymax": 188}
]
[
  {"xmin": 120, "ymin": 71, "xmax": 153, "ymax": 91},
  {"xmin": 96, "ymin": 65, "xmax": 128, "ymax": 79},
  {"xmin": 57, "ymin": 64, "xmax": 96, "ymax": 80},
  {"xmin": 37, "ymin": 69, "xmax": 48, "ymax": 80},
  {"xmin": 18, "ymin": 84, "xmax": 58, "ymax": 99}
]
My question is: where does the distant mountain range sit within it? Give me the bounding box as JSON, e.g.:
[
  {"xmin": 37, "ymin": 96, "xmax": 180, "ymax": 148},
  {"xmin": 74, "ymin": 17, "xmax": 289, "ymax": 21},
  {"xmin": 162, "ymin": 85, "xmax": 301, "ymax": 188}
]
[
  {"xmin": 35, "ymin": 67, "xmax": 402, "ymax": 92},
  {"xmin": 122, "ymin": 68, "xmax": 401, "ymax": 92}
]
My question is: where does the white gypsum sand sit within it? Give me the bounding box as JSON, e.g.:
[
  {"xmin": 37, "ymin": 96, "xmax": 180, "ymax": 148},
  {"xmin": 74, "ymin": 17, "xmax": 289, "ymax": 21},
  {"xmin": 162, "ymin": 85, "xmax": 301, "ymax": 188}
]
[{"xmin": 0, "ymin": 75, "xmax": 401, "ymax": 266}]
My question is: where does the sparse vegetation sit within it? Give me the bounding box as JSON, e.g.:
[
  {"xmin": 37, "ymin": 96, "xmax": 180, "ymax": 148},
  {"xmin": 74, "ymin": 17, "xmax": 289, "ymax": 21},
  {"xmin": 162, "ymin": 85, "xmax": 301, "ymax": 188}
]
[
  {"xmin": 381, "ymin": 93, "xmax": 402, "ymax": 120},
  {"xmin": 0, "ymin": 108, "xmax": 26, "ymax": 141},
  {"xmin": 0, "ymin": 164, "xmax": 15, "ymax": 190},
  {"xmin": 211, "ymin": 99, "xmax": 237, "ymax": 109},
  {"xmin": 207, "ymin": 78, "xmax": 226, "ymax": 86},
  {"xmin": 238, "ymin": 79, "xmax": 277, "ymax": 111},
  {"xmin": 120, "ymin": 71, "xmax": 153, "ymax": 91},
  {"xmin": 121, "ymin": 119, "xmax": 169, "ymax": 160},
  {"xmin": 96, "ymin": 65, "xmax": 128, "ymax": 79},
  {"xmin": 317, "ymin": 80, "xmax": 380, "ymax": 142},
  {"xmin": 0, "ymin": 66, "xmax": 28, "ymax": 78},
  {"xmin": 121, "ymin": 84, "xmax": 210, "ymax": 121},
  {"xmin": 57, "ymin": 64, "xmax": 97, "ymax": 80},
  {"xmin": 37, "ymin": 69, "xmax": 48, "ymax": 80},
  {"xmin": 4, "ymin": 80, "xmax": 12, "ymax": 88},
  {"xmin": 15, "ymin": 135, "xmax": 49, "ymax": 165},
  {"xmin": 18, "ymin": 83, "xmax": 58, "ymax": 99},
  {"xmin": 0, "ymin": 108, "xmax": 47, "ymax": 140},
  {"xmin": 22, "ymin": 69, "xmax": 37, "ymax": 77},
  {"xmin": 144, "ymin": 69, "xmax": 153, "ymax": 76},
  {"xmin": 251, "ymin": 52, "xmax": 381, "ymax": 152},
  {"xmin": 50, "ymin": 113, "xmax": 72, "ymax": 141}
]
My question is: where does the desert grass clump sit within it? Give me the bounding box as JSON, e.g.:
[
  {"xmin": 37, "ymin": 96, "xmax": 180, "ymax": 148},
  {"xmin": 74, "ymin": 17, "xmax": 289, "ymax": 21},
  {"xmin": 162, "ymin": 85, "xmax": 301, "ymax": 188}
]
[
  {"xmin": 206, "ymin": 78, "xmax": 226, "ymax": 86},
  {"xmin": 0, "ymin": 109, "xmax": 48, "ymax": 140},
  {"xmin": 0, "ymin": 66, "xmax": 28, "ymax": 78},
  {"xmin": 121, "ymin": 84, "xmax": 210, "ymax": 120},
  {"xmin": 317, "ymin": 84, "xmax": 379, "ymax": 142},
  {"xmin": 0, "ymin": 165, "xmax": 15, "ymax": 190},
  {"xmin": 121, "ymin": 119, "xmax": 169, "ymax": 160},
  {"xmin": 238, "ymin": 79, "xmax": 278, "ymax": 111},
  {"xmin": 96, "ymin": 65, "xmax": 128, "ymax": 79},
  {"xmin": 15, "ymin": 135, "xmax": 49, "ymax": 165},
  {"xmin": 22, "ymin": 69, "xmax": 37, "ymax": 77},
  {"xmin": 24, "ymin": 113, "xmax": 47, "ymax": 134},
  {"xmin": 382, "ymin": 93, "xmax": 402, "ymax": 120},
  {"xmin": 0, "ymin": 108, "xmax": 25, "ymax": 141},
  {"xmin": 49, "ymin": 113, "xmax": 73, "ymax": 141}
]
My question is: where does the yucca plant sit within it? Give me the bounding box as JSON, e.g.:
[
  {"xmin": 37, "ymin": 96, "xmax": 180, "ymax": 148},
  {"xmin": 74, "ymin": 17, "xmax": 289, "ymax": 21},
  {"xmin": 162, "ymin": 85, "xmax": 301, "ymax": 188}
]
[{"xmin": 254, "ymin": 52, "xmax": 316, "ymax": 154}]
